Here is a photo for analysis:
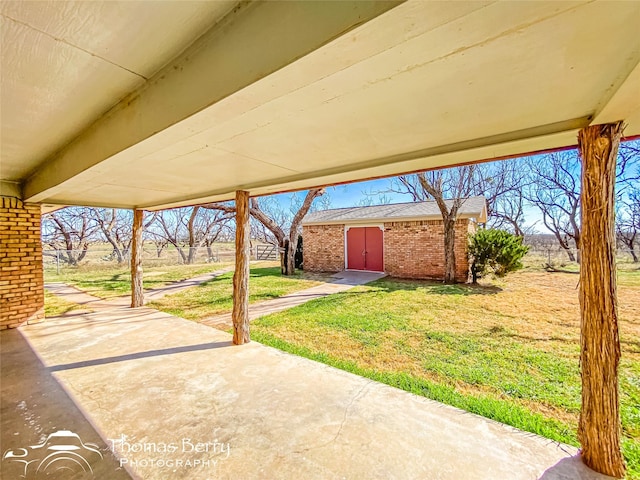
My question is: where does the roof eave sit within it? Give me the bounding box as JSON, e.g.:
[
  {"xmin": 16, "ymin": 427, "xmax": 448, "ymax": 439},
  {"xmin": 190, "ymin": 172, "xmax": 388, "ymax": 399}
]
[{"xmin": 302, "ymin": 213, "xmax": 482, "ymax": 226}]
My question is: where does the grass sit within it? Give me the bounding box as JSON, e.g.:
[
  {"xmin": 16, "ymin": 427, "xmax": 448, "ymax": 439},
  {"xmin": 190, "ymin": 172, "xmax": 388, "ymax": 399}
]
[
  {"xmin": 44, "ymin": 291, "xmax": 87, "ymax": 317},
  {"xmin": 251, "ymin": 267, "xmax": 640, "ymax": 478},
  {"xmin": 147, "ymin": 266, "xmax": 325, "ymax": 320},
  {"xmin": 44, "ymin": 262, "xmax": 235, "ymax": 299}
]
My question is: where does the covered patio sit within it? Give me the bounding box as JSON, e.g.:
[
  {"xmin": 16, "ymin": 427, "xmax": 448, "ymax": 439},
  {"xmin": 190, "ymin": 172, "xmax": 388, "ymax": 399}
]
[
  {"xmin": 3, "ymin": 304, "xmax": 603, "ymax": 479},
  {"xmin": 1, "ymin": 1, "xmax": 639, "ymax": 477}
]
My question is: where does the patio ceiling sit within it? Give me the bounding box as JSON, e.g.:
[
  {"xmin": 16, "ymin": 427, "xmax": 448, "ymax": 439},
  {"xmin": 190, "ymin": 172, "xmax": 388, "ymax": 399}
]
[{"xmin": 1, "ymin": 1, "xmax": 639, "ymax": 210}]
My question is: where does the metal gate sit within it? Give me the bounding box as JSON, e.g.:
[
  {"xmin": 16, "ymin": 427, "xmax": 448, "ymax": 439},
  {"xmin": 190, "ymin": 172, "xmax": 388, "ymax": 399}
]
[{"xmin": 256, "ymin": 244, "xmax": 278, "ymax": 261}]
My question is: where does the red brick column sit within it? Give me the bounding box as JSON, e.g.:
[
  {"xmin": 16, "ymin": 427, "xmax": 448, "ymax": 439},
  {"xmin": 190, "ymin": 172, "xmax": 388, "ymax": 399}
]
[{"xmin": 0, "ymin": 197, "xmax": 44, "ymax": 329}]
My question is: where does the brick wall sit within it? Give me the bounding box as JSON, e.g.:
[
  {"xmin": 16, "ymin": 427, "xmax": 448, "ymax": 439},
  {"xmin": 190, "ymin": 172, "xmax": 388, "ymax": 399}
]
[
  {"xmin": 0, "ymin": 197, "xmax": 44, "ymax": 329},
  {"xmin": 303, "ymin": 224, "xmax": 344, "ymax": 272},
  {"xmin": 303, "ymin": 219, "xmax": 475, "ymax": 282},
  {"xmin": 384, "ymin": 219, "xmax": 473, "ymax": 282}
]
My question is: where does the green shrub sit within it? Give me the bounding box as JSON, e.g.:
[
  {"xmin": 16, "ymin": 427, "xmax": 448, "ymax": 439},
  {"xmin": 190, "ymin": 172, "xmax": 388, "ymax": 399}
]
[{"xmin": 469, "ymin": 229, "xmax": 529, "ymax": 283}]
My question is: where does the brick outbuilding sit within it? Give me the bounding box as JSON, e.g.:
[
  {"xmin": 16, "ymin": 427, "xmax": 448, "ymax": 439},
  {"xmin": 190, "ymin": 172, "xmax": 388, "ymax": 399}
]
[{"xmin": 302, "ymin": 197, "xmax": 487, "ymax": 282}]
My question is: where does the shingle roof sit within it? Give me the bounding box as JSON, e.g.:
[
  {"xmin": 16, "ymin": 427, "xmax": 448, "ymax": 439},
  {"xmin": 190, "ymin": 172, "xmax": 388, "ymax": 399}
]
[{"xmin": 302, "ymin": 196, "xmax": 487, "ymax": 225}]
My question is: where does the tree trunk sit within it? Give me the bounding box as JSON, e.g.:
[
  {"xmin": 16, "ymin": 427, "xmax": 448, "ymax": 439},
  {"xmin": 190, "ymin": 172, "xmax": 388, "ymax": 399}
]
[
  {"xmin": 564, "ymin": 246, "xmax": 576, "ymax": 262},
  {"xmin": 577, "ymin": 122, "xmax": 625, "ymax": 478},
  {"xmin": 443, "ymin": 218, "xmax": 457, "ymax": 284},
  {"xmin": 131, "ymin": 209, "xmax": 144, "ymax": 308},
  {"xmin": 77, "ymin": 243, "xmax": 89, "ymax": 264},
  {"xmin": 285, "ymin": 234, "xmax": 297, "ymax": 275},
  {"xmin": 280, "ymin": 239, "xmax": 289, "ymax": 275},
  {"xmin": 187, "ymin": 247, "xmax": 197, "ymax": 264},
  {"xmin": 631, "ymin": 247, "xmax": 638, "ymax": 263},
  {"xmin": 187, "ymin": 206, "xmax": 199, "ymax": 264},
  {"xmin": 175, "ymin": 246, "xmax": 188, "ymax": 264},
  {"xmin": 232, "ymin": 191, "xmax": 250, "ymax": 345}
]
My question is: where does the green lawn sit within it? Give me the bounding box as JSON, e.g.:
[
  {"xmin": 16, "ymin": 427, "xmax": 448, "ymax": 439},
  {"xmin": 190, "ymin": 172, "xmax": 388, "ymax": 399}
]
[
  {"xmin": 44, "ymin": 291, "xmax": 87, "ymax": 317},
  {"xmin": 44, "ymin": 262, "xmax": 235, "ymax": 299},
  {"xmin": 147, "ymin": 266, "xmax": 324, "ymax": 320},
  {"xmin": 251, "ymin": 268, "xmax": 640, "ymax": 478}
]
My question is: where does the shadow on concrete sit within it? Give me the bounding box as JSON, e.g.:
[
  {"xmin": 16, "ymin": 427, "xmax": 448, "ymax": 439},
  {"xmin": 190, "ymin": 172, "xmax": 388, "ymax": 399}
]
[
  {"xmin": 49, "ymin": 341, "xmax": 233, "ymax": 372},
  {"xmin": 1, "ymin": 328, "xmax": 132, "ymax": 479},
  {"xmin": 538, "ymin": 455, "xmax": 615, "ymax": 480}
]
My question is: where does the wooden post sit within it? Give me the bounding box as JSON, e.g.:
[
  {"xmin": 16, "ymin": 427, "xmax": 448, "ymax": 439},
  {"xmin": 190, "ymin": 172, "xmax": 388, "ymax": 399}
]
[
  {"xmin": 131, "ymin": 209, "xmax": 144, "ymax": 308},
  {"xmin": 232, "ymin": 191, "xmax": 250, "ymax": 345},
  {"xmin": 577, "ymin": 122, "xmax": 625, "ymax": 478}
]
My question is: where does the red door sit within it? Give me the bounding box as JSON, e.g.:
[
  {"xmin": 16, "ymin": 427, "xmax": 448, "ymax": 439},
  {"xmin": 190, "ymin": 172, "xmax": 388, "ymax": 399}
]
[
  {"xmin": 347, "ymin": 227, "xmax": 366, "ymax": 270},
  {"xmin": 346, "ymin": 227, "xmax": 383, "ymax": 272},
  {"xmin": 364, "ymin": 227, "xmax": 384, "ymax": 272}
]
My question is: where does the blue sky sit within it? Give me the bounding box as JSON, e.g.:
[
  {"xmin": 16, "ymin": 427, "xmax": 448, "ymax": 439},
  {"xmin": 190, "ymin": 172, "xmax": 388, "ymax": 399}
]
[{"xmin": 325, "ymin": 179, "xmax": 413, "ymax": 206}]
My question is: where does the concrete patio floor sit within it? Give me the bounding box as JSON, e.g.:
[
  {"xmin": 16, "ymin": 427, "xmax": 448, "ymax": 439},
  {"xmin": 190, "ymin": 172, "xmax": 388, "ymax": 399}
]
[
  {"xmin": 3, "ymin": 307, "xmax": 613, "ymax": 480},
  {"xmin": 1, "ymin": 328, "xmax": 131, "ymax": 479}
]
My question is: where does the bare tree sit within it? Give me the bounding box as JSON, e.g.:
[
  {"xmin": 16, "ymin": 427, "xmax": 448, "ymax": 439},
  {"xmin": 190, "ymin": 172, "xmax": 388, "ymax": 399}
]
[
  {"xmin": 42, "ymin": 207, "xmax": 99, "ymax": 265},
  {"xmin": 617, "ymin": 189, "xmax": 639, "ymax": 262},
  {"xmin": 356, "ymin": 192, "xmax": 393, "ymax": 207},
  {"xmin": 203, "ymin": 188, "xmax": 325, "ymax": 275},
  {"xmin": 617, "ymin": 140, "xmax": 640, "ymax": 196},
  {"xmin": 153, "ymin": 208, "xmax": 195, "ymax": 263},
  {"xmin": 525, "ymin": 151, "xmax": 581, "ymax": 262},
  {"xmin": 200, "ymin": 209, "xmax": 234, "ymax": 261},
  {"xmin": 475, "ymin": 159, "xmax": 528, "ymax": 236},
  {"xmin": 90, "ymin": 208, "xmax": 133, "ymax": 264},
  {"xmin": 153, "ymin": 207, "xmax": 232, "ymax": 264},
  {"xmin": 525, "ymin": 141, "xmax": 639, "ymax": 264},
  {"xmin": 387, "ymin": 166, "xmax": 476, "ymax": 283}
]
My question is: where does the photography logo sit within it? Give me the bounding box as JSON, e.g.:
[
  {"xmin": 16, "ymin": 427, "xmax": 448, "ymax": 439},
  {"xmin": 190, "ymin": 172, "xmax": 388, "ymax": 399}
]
[{"xmin": 3, "ymin": 430, "xmax": 103, "ymax": 479}]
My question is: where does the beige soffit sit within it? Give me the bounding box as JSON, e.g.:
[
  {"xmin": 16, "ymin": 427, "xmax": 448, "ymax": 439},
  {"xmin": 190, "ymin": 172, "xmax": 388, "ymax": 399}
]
[{"xmin": 1, "ymin": 1, "xmax": 637, "ymax": 209}]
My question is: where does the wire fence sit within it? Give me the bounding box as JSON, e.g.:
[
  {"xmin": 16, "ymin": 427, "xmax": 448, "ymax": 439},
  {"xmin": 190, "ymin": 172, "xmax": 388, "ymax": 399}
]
[
  {"xmin": 524, "ymin": 245, "xmax": 638, "ymax": 267},
  {"xmin": 42, "ymin": 244, "xmax": 275, "ymax": 274}
]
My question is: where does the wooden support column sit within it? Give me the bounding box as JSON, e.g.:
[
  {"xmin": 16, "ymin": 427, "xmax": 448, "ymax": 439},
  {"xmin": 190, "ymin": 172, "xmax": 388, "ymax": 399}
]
[
  {"xmin": 232, "ymin": 191, "xmax": 250, "ymax": 345},
  {"xmin": 577, "ymin": 122, "xmax": 625, "ymax": 478},
  {"xmin": 131, "ymin": 209, "xmax": 144, "ymax": 308}
]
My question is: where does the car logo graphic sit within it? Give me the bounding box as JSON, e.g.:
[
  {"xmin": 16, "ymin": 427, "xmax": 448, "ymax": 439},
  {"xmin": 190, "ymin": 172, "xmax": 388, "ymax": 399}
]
[{"xmin": 3, "ymin": 430, "xmax": 103, "ymax": 479}]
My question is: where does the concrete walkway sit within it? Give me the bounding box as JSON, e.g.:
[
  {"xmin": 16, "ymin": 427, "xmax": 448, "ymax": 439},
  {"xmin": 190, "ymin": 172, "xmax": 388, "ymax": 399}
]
[
  {"xmin": 7, "ymin": 307, "xmax": 609, "ymax": 480},
  {"xmin": 202, "ymin": 270, "xmax": 385, "ymax": 329},
  {"xmin": 144, "ymin": 266, "xmax": 235, "ymax": 301},
  {"xmin": 45, "ymin": 282, "xmax": 130, "ymax": 310}
]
